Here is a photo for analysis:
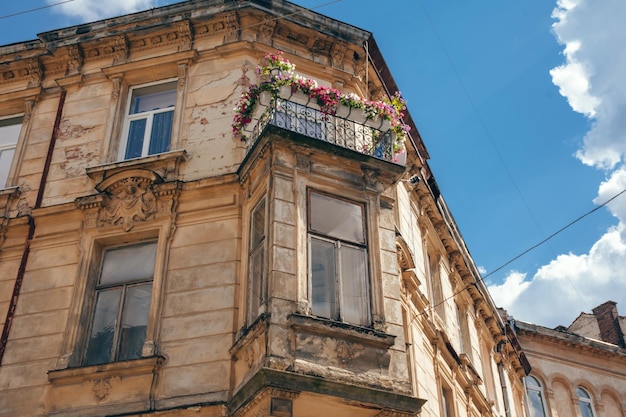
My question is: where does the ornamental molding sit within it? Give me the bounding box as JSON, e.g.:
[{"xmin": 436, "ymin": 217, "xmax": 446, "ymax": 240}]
[
  {"xmin": 65, "ymin": 45, "xmax": 83, "ymax": 75},
  {"xmin": 97, "ymin": 170, "xmax": 160, "ymax": 232},
  {"xmin": 76, "ymin": 164, "xmax": 183, "ymax": 231},
  {"xmin": 1, "ymin": 58, "xmax": 43, "ymax": 87},
  {"xmin": 373, "ymin": 410, "xmax": 416, "ymax": 417},
  {"xmin": 233, "ymin": 387, "xmax": 300, "ymax": 417},
  {"xmin": 92, "ymin": 377, "xmax": 112, "ymax": 401}
]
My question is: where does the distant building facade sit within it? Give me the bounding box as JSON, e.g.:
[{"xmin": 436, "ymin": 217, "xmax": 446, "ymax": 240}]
[
  {"xmin": 512, "ymin": 301, "xmax": 626, "ymax": 417},
  {"xmin": 0, "ymin": 1, "xmax": 529, "ymax": 416}
]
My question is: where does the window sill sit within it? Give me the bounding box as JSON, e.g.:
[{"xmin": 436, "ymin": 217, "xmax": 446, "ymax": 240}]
[
  {"xmin": 86, "ymin": 149, "xmax": 188, "ymax": 184},
  {"xmin": 230, "ymin": 313, "xmax": 270, "ymax": 357},
  {"xmin": 46, "ymin": 356, "xmax": 164, "ymax": 416},
  {"xmin": 47, "ymin": 356, "xmax": 165, "ymax": 385},
  {"xmin": 0, "ymin": 186, "xmax": 19, "ymax": 212},
  {"xmin": 290, "ymin": 314, "xmax": 395, "ymax": 349}
]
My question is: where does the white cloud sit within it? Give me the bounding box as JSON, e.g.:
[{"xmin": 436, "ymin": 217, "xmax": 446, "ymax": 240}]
[
  {"xmin": 46, "ymin": 0, "xmax": 163, "ymax": 22},
  {"xmin": 490, "ymin": 0, "xmax": 626, "ymax": 328},
  {"xmin": 551, "ymin": 0, "xmax": 626, "ymax": 170},
  {"xmin": 549, "ymin": 43, "xmax": 599, "ymax": 118},
  {"xmin": 487, "ymin": 272, "xmax": 529, "ymax": 308},
  {"xmin": 490, "ymin": 225, "xmax": 626, "ymax": 327}
]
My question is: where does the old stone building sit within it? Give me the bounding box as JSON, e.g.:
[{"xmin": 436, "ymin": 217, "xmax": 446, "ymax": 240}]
[
  {"xmin": 512, "ymin": 301, "xmax": 626, "ymax": 417},
  {"xmin": 0, "ymin": 1, "xmax": 529, "ymax": 416}
]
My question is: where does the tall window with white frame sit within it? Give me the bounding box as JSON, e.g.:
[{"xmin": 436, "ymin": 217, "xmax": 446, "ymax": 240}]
[
  {"xmin": 308, "ymin": 190, "xmax": 370, "ymax": 326},
  {"xmin": 247, "ymin": 197, "xmax": 267, "ymax": 325},
  {"xmin": 120, "ymin": 81, "xmax": 176, "ymax": 160},
  {"xmin": 525, "ymin": 375, "xmax": 549, "ymax": 417},
  {"xmin": 454, "ymin": 302, "xmax": 465, "ymax": 354},
  {"xmin": 577, "ymin": 386, "xmax": 596, "ymax": 417},
  {"xmin": 0, "ymin": 116, "xmax": 22, "ymax": 187},
  {"xmin": 441, "ymin": 385, "xmax": 455, "ymax": 417},
  {"xmin": 84, "ymin": 241, "xmax": 157, "ymax": 366}
]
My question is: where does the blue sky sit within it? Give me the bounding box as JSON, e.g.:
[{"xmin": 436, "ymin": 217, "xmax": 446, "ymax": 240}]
[{"xmin": 2, "ymin": 0, "xmax": 625, "ymax": 328}]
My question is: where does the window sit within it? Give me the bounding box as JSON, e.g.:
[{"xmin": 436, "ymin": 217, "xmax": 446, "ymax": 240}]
[
  {"xmin": 308, "ymin": 191, "xmax": 369, "ymax": 326},
  {"xmin": 428, "ymin": 251, "xmax": 445, "ymax": 321},
  {"xmin": 120, "ymin": 81, "xmax": 176, "ymax": 160},
  {"xmin": 455, "ymin": 302, "xmax": 465, "ymax": 353},
  {"xmin": 84, "ymin": 241, "xmax": 157, "ymax": 365},
  {"xmin": 526, "ymin": 376, "xmax": 549, "ymax": 417},
  {"xmin": 0, "ymin": 116, "xmax": 22, "ymax": 187},
  {"xmin": 577, "ymin": 387, "xmax": 596, "ymax": 417},
  {"xmin": 247, "ymin": 197, "xmax": 267, "ymax": 324},
  {"xmin": 441, "ymin": 386, "xmax": 455, "ymax": 417}
]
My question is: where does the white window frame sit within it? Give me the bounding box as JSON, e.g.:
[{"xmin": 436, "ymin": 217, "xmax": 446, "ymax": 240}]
[
  {"xmin": 525, "ymin": 375, "xmax": 549, "ymax": 417},
  {"xmin": 307, "ymin": 190, "xmax": 370, "ymax": 326},
  {"xmin": 247, "ymin": 196, "xmax": 267, "ymax": 325},
  {"xmin": 83, "ymin": 241, "xmax": 158, "ymax": 366},
  {"xmin": 577, "ymin": 386, "xmax": 597, "ymax": 417},
  {"xmin": 118, "ymin": 80, "xmax": 177, "ymax": 161},
  {"xmin": 441, "ymin": 385, "xmax": 455, "ymax": 417},
  {"xmin": 0, "ymin": 115, "xmax": 23, "ymax": 188}
]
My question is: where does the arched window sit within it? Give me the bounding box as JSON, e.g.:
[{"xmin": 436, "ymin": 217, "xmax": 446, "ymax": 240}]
[
  {"xmin": 577, "ymin": 387, "xmax": 596, "ymax": 417},
  {"xmin": 526, "ymin": 376, "xmax": 549, "ymax": 417}
]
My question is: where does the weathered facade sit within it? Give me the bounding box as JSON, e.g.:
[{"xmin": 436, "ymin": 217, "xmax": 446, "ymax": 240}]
[
  {"xmin": 0, "ymin": 1, "xmax": 529, "ymax": 416},
  {"xmin": 513, "ymin": 302, "xmax": 626, "ymax": 417}
]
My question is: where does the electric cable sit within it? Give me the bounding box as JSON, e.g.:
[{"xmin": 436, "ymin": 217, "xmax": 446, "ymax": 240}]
[
  {"xmin": 0, "ymin": 0, "xmax": 76, "ymax": 20},
  {"xmin": 416, "ymin": 0, "xmax": 589, "ymax": 303},
  {"xmin": 418, "ymin": 188, "xmax": 626, "ymax": 319}
]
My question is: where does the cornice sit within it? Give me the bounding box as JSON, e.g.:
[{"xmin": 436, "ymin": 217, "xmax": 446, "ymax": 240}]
[{"xmin": 516, "ymin": 321, "xmax": 626, "ymax": 359}]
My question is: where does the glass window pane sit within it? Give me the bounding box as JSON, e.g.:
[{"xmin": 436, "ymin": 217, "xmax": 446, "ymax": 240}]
[
  {"xmin": 580, "ymin": 402, "xmax": 594, "ymax": 417},
  {"xmin": 339, "ymin": 245, "xmax": 369, "ymax": 325},
  {"xmin": 85, "ymin": 289, "xmax": 122, "ymax": 365},
  {"xmin": 311, "ymin": 237, "xmax": 336, "ymax": 319},
  {"xmin": 125, "ymin": 119, "xmax": 147, "ymax": 159},
  {"xmin": 148, "ymin": 110, "xmax": 173, "ymax": 155},
  {"xmin": 0, "ymin": 117, "xmax": 22, "ymax": 147},
  {"xmin": 248, "ymin": 243, "xmax": 265, "ymax": 323},
  {"xmin": 310, "ymin": 192, "xmax": 364, "ymax": 244},
  {"xmin": 0, "ymin": 148, "xmax": 15, "ymax": 187},
  {"xmin": 118, "ymin": 284, "xmax": 152, "ymax": 361},
  {"xmin": 577, "ymin": 387, "xmax": 590, "ymax": 399},
  {"xmin": 100, "ymin": 242, "xmax": 157, "ymax": 286},
  {"xmin": 250, "ymin": 198, "xmax": 266, "ymax": 248},
  {"xmin": 526, "ymin": 375, "xmax": 541, "ymax": 388},
  {"xmin": 529, "ymin": 390, "xmax": 547, "ymax": 417},
  {"xmin": 130, "ymin": 83, "xmax": 176, "ymax": 114}
]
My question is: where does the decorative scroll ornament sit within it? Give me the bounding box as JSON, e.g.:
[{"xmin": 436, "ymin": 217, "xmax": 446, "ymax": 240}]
[
  {"xmin": 96, "ymin": 170, "xmax": 160, "ymax": 231},
  {"xmin": 92, "ymin": 377, "xmax": 112, "ymax": 401}
]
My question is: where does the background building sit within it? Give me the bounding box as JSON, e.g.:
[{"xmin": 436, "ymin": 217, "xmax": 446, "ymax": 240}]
[
  {"xmin": 0, "ymin": 1, "xmax": 529, "ymax": 416},
  {"xmin": 512, "ymin": 301, "xmax": 626, "ymax": 417}
]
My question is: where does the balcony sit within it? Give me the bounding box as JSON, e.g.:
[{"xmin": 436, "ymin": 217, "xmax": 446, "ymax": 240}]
[{"xmin": 243, "ymin": 89, "xmax": 405, "ymax": 165}]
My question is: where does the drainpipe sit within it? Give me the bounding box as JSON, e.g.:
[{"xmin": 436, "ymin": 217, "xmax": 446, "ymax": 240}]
[
  {"xmin": 0, "ymin": 90, "xmax": 66, "ymax": 365},
  {"xmin": 497, "ymin": 341, "xmax": 512, "ymax": 417}
]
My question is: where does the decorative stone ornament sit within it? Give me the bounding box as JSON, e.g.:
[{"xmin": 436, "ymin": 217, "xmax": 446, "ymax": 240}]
[{"xmin": 96, "ymin": 169, "xmax": 161, "ymax": 232}]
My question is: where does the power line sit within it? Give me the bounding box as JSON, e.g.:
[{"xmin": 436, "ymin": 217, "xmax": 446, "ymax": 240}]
[
  {"xmin": 483, "ymin": 188, "xmax": 626, "ymax": 279},
  {"xmin": 419, "ymin": 188, "xmax": 626, "ymax": 320},
  {"xmin": 415, "ymin": 0, "xmax": 589, "ymax": 304},
  {"xmin": 0, "ymin": 0, "xmax": 76, "ymax": 20}
]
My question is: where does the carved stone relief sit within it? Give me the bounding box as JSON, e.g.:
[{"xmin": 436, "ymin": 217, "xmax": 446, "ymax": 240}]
[
  {"xmin": 233, "ymin": 387, "xmax": 300, "ymax": 417},
  {"xmin": 335, "ymin": 339, "xmax": 364, "ymax": 365},
  {"xmin": 176, "ymin": 20, "xmax": 193, "ymax": 50},
  {"xmin": 66, "ymin": 45, "xmax": 83, "ymax": 74},
  {"xmin": 112, "ymin": 35, "xmax": 129, "ymax": 64},
  {"xmin": 259, "ymin": 16, "xmax": 277, "ymax": 43},
  {"xmin": 223, "ymin": 11, "xmax": 240, "ymax": 42},
  {"xmin": 92, "ymin": 377, "xmax": 112, "ymax": 401},
  {"xmin": 98, "ymin": 175, "xmax": 157, "ymax": 231},
  {"xmin": 331, "ymin": 42, "xmax": 346, "ymax": 68}
]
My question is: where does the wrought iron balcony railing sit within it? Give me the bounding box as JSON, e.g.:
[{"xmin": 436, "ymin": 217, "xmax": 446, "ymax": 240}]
[{"xmin": 244, "ymin": 91, "xmax": 403, "ymax": 165}]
